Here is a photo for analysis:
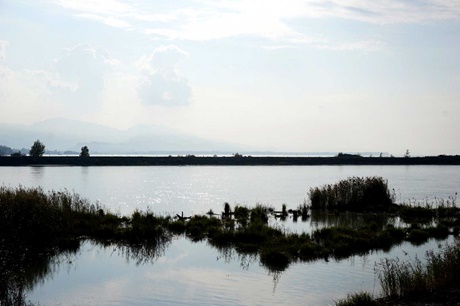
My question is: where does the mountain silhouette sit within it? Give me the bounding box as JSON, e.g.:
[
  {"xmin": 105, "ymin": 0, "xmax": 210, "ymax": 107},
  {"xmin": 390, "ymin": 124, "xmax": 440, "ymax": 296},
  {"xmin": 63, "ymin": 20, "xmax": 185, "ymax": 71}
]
[{"xmin": 0, "ymin": 118, "xmax": 243, "ymax": 154}]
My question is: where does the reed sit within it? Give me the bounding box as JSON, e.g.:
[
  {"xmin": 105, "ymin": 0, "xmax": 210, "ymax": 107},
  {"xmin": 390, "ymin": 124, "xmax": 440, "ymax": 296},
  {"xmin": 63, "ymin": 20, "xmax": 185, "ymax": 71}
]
[
  {"xmin": 3, "ymin": 185, "xmax": 460, "ymax": 297},
  {"xmin": 309, "ymin": 176, "xmax": 395, "ymax": 211},
  {"xmin": 249, "ymin": 203, "xmax": 271, "ymax": 224},
  {"xmin": 0, "ymin": 186, "xmax": 169, "ymax": 249},
  {"xmin": 186, "ymin": 215, "xmax": 222, "ymax": 241},
  {"xmin": 233, "ymin": 205, "xmax": 250, "ymax": 226},
  {"xmin": 298, "ymin": 202, "xmax": 309, "ymax": 221},
  {"xmin": 335, "ymin": 292, "xmax": 377, "ymax": 306},
  {"xmin": 0, "ymin": 186, "xmax": 111, "ymax": 249},
  {"xmin": 377, "ymin": 239, "xmax": 460, "ymax": 299}
]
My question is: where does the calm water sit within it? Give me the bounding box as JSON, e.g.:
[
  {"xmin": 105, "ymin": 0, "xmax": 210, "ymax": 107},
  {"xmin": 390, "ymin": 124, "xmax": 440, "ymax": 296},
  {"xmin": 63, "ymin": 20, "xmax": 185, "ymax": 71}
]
[
  {"xmin": 1, "ymin": 165, "xmax": 459, "ymax": 305},
  {"xmin": 1, "ymin": 165, "xmax": 458, "ymax": 216}
]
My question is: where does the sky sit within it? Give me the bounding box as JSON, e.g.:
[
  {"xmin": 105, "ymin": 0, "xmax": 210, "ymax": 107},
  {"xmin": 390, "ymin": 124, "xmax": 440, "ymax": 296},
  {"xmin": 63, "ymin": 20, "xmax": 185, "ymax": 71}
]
[{"xmin": 0, "ymin": 0, "xmax": 459, "ymax": 155}]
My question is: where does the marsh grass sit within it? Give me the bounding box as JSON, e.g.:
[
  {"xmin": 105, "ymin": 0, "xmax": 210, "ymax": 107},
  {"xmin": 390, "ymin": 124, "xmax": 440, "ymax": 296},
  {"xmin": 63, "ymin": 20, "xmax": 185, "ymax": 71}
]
[
  {"xmin": 1, "ymin": 186, "xmax": 112, "ymax": 249},
  {"xmin": 0, "ymin": 186, "xmax": 169, "ymax": 249},
  {"xmin": 338, "ymin": 239, "xmax": 460, "ymax": 305},
  {"xmin": 3, "ymin": 185, "xmax": 460, "ymax": 305},
  {"xmin": 398, "ymin": 194, "xmax": 459, "ymax": 224},
  {"xmin": 335, "ymin": 292, "xmax": 377, "ymax": 306},
  {"xmin": 309, "ymin": 176, "xmax": 395, "ymax": 211},
  {"xmin": 2, "ymin": 185, "xmax": 458, "ymax": 262},
  {"xmin": 2, "ymin": 185, "xmax": 457, "ymax": 272},
  {"xmin": 377, "ymin": 239, "xmax": 460, "ymax": 299}
]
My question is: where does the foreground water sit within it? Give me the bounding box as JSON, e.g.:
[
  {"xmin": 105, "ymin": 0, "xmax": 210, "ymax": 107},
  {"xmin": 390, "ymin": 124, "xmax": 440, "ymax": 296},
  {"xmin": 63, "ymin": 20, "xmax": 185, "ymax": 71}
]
[
  {"xmin": 1, "ymin": 165, "xmax": 459, "ymax": 305},
  {"xmin": 26, "ymin": 237, "xmax": 455, "ymax": 306}
]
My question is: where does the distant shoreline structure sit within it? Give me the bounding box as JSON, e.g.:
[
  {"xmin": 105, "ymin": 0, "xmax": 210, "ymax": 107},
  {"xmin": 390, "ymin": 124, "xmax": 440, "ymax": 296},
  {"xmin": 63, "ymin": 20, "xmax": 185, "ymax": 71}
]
[{"xmin": 1, "ymin": 155, "xmax": 460, "ymax": 166}]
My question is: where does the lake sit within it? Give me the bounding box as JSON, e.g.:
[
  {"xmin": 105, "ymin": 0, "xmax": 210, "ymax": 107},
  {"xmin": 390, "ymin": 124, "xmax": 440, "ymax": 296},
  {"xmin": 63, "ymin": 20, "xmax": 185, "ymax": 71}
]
[{"xmin": 1, "ymin": 165, "xmax": 459, "ymax": 305}]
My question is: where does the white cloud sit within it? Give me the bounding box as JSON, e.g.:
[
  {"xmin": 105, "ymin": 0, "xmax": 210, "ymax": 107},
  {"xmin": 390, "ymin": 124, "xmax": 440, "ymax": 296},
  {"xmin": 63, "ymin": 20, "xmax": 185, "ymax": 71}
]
[
  {"xmin": 50, "ymin": 0, "xmax": 134, "ymax": 15},
  {"xmin": 54, "ymin": 43, "xmax": 118, "ymax": 110},
  {"xmin": 46, "ymin": 0, "xmax": 460, "ymax": 50},
  {"xmin": 0, "ymin": 40, "xmax": 9, "ymax": 66},
  {"xmin": 0, "ymin": 67, "xmax": 66, "ymax": 124},
  {"xmin": 137, "ymin": 45, "xmax": 192, "ymax": 107},
  {"xmin": 0, "ymin": 40, "xmax": 65, "ymax": 108},
  {"xmin": 75, "ymin": 13, "xmax": 132, "ymax": 29},
  {"xmin": 261, "ymin": 45, "xmax": 297, "ymax": 50},
  {"xmin": 316, "ymin": 38, "xmax": 386, "ymax": 52}
]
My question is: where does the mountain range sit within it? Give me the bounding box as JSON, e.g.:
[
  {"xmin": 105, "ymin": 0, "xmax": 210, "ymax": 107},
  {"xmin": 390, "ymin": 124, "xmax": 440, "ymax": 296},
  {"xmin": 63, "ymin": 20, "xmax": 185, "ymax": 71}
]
[{"xmin": 0, "ymin": 118, "xmax": 243, "ymax": 154}]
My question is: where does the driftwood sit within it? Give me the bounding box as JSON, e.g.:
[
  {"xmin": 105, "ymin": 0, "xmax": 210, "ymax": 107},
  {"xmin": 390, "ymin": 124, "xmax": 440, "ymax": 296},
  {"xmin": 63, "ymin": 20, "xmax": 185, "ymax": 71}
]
[{"xmin": 175, "ymin": 212, "xmax": 190, "ymax": 221}]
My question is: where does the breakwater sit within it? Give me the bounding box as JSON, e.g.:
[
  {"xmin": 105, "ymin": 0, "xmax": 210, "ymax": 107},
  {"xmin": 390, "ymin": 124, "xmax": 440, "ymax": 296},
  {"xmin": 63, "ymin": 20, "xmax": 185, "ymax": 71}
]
[{"xmin": 1, "ymin": 155, "xmax": 460, "ymax": 166}]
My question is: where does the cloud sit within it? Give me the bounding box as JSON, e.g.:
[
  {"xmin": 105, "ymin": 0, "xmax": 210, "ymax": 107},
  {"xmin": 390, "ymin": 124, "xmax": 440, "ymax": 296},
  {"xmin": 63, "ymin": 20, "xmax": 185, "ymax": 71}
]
[
  {"xmin": 316, "ymin": 38, "xmax": 386, "ymax": 52},
  {"xmin": 141, "ymin": 4, "xmax": 317, "ymax": 44},
  {"xmin": 137, "ymin": 45, "xmax": 192, "ymax": 106},
  {"xmin": 0, "ymin": 41, "xmax": 58, "ymax": 104},
  {"xmin": 50, "ymin": 0, "xmax": 144, "ymax": 31},
  {"xmin": 0, "ymin": 40, "xmax": 10, "ymax": 80},
  {"xmin": 304, "ymin": 0, "xmax": 460, "ymax": 24},
  {"xmin": 0, "ymin": 63, "xmax": 66, "ymax": 123},
  {"xmin": 75, "ymin": 13, "xmax": 132, "ymax": 29},
  {"xmin": 46, "ymin": 0, "xmax": 460, "ymax": 51},
  {"xmin": 50, "ymin": 0, "xmax": 134, "ymax": 15},
  {"xmin": 0, "ymin": 40, "xmax": 9, "ymax": 66},
  {"xmin": 54, "ymin": 43, "xmax": 118, "ymax": 109}
]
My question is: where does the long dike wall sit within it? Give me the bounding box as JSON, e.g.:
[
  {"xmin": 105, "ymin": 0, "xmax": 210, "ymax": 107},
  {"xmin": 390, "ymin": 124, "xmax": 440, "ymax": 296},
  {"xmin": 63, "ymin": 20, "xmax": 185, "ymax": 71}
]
[{"xmin": 1, "ymin": 156, "xmax": 460, "ymax": 166}]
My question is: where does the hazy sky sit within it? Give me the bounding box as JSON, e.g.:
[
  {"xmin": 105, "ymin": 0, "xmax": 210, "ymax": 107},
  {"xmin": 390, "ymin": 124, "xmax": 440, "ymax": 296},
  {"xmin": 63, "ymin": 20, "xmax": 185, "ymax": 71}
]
[{"xmin": 1, "ymin": 0, "xmax": 459, "ymax": 155}]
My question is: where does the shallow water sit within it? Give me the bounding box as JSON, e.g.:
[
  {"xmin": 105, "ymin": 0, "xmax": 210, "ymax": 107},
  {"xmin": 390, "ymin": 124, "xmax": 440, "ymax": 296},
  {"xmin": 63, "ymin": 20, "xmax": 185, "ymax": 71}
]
[
  {"xmin": 1, "ymin": 165, "xmax": 458, "ymax": 216},
  {"xmin": 1, "ymin": 165, "xmax": 459, "ymax": 304},
  {"xmin": 25, "ymin": 236, "xmax": 455, "ymax": 306}
]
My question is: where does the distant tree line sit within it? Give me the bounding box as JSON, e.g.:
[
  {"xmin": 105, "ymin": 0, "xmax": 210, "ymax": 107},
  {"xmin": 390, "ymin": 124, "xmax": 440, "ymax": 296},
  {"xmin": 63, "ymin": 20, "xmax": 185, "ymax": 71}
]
[
  {"xmin": 0, "ymin": 145, "xmax": 14, "ymax": 156},
  {"xmin": 0, "ymin": 145, "xmax": 27, "ymax": 156},
  {"xmin": 0, "ymin": 141, "xmax": 90, "ymax": 157}
]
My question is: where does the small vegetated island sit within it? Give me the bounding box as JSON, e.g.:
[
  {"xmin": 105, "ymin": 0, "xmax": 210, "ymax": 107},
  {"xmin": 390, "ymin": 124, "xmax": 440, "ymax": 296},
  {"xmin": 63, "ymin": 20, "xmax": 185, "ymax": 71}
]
[{"xmin": 1, "ymin": 176, "xmax": 460, "ymax": 305}]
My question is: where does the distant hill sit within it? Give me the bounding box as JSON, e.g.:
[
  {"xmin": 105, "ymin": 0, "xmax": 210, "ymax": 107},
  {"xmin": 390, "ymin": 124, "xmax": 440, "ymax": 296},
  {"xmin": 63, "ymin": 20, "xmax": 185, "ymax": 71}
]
[{"xmin": 0, "ymin": 118, "xmax": 243, "ymax": 154}]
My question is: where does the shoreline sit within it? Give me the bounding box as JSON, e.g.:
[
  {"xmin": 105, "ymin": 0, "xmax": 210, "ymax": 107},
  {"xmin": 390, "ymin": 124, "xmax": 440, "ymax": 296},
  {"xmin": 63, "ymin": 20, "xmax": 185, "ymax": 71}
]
[{"xmin": 1, "ymin": 155, "xmax": 460, "ymax": 166}]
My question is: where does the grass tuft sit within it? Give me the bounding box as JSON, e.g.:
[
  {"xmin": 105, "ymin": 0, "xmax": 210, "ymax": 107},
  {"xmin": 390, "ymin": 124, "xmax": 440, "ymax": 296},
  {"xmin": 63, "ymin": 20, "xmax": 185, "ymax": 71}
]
[{"xmin": 335, "ymin": 292, "xmax": 377, "ymax": 306}]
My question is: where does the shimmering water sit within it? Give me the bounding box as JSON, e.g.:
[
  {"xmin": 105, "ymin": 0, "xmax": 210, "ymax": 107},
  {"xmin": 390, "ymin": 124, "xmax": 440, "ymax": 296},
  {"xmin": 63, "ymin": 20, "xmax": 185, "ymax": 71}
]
[
  {"xmin": 1, "ymin": 165, "xmax": 458, "ymax": 216},
  {"xmin": 1, "ymin": 165, "xmax": 459, "ymax": 305}
]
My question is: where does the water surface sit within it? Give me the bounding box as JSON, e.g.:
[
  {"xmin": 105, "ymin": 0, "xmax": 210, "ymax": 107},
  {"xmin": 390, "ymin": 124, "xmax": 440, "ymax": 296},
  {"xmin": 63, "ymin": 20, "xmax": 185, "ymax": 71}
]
[
  {"xmin": 1, "ymin": 165, "xmax": 459, "ymax": 305},
  {"xmin": 1, "ymin": 165, "xmax": 458, "ymax": 216}
]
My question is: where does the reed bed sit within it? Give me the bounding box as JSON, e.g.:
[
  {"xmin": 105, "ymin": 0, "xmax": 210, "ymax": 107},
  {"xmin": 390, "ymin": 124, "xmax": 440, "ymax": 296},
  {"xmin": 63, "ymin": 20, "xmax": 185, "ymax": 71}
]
[
  {"xmin": 377, "ymin": 239, "xmax": 460, "ymax": 299},
  {"xmin": 309, "ymin": 176, "xmax": 395, "ymax": 211},
  {"xmin": 2, "ymin": 183, "xmax": 460, "ymax": 306},
  {"xmin": 0, "ymin": 186, "xmax": 168, "ymax": 250},
  {"xmin": 337, "ymin": 239, "xmax": 460, "ymax": 305},
  {"xmin": 2, "ymin": 185, "xmax": 459, "ymax": 273}
]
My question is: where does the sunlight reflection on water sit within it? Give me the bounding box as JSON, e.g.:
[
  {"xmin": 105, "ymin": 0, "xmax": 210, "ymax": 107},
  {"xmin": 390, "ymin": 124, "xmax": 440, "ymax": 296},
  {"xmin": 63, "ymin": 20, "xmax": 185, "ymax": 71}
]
[{"xmin": 1, "ymin": 165, "xmax": 459, "ymax": 217}]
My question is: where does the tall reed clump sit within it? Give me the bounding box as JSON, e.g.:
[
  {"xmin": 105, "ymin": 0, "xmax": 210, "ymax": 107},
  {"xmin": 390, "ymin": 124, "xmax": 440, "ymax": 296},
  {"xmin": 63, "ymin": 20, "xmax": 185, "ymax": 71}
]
[
  {"xmin": 377, "ymin": 239, "xmax": 460, "ymax": 299},
  {"xmin": 309, "ymin": 176, "xmax": 395, "ymax": 212},
  {"xmin": 0, "ymin": 186, "xmax": 124, "ymax": 249},
  {"xmin": 126, "ymin": 209, "xmax": 170, "ymax": 243}
]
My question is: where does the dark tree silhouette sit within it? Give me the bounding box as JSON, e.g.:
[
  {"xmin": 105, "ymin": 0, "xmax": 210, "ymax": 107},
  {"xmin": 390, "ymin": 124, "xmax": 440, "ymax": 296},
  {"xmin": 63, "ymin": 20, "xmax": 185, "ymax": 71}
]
[
  {"xmin": 29, "ymin": 140, "xmax": 45, "ymax": 157},
  {"xmin": 80, "ymin": 146, "xmax": 90, "ymax": 157},
  {"xmin": 0, "ymin": 145, "xmax": 13, "ymax": 156},
  {"xmin": 404, "ymin": 149, "xmax": 411, "ymax": 158}
]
